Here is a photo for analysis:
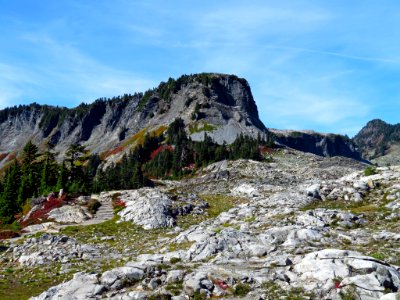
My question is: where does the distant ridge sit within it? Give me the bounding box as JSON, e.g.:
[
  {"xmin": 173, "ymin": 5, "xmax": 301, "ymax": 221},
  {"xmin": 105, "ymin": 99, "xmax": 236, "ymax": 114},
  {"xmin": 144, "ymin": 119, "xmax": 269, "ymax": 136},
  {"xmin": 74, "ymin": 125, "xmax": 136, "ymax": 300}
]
[{"xmin": 353, "ymin": 119, "xmax": 400, "ymax": 165}]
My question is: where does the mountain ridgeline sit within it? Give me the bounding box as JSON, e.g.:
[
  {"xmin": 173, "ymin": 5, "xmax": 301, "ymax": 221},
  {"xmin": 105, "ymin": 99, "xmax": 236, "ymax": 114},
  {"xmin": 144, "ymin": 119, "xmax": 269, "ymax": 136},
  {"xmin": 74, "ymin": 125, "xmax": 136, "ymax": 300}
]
[
  {"xmin": 271, "ymin": 129, "xmax": 362, "ymax": 161},
  {"xmin": 0, "ymin": 73, "xmax": 268, "ymax": 169},
  {"xmin": 353, "ymin": 119, "xmax": 400, "ymax": 165}
]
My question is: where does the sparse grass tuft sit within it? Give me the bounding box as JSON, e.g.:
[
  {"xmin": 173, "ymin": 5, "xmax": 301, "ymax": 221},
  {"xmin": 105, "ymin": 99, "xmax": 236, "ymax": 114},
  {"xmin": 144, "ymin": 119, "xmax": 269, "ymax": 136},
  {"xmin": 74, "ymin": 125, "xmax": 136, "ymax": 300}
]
[
  {"xmin": 364, "ymin": 166, "xmax": 377, "ymax": 176},
  {"xmin": 233, "ymin": 283, "xmax": 251, "ymax": 297}
]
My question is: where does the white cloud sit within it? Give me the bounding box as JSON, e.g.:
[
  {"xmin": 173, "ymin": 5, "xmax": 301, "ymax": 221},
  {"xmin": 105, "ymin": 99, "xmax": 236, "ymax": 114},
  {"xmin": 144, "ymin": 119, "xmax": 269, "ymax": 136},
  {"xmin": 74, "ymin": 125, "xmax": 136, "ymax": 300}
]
[
  {"xmin": 0, "ymin": 63, "xmax": 42, "ymax": 108},
  {"xmin": 2, "ymin": 34, "xmax": 155, "ymax": 107},
  {"xmin": 264, "ymin": 92, "xmax": 368, "ymax": 125},
  {"xmin": 194, "ymin": 3, "xmax": 330, "ymax": 46}
]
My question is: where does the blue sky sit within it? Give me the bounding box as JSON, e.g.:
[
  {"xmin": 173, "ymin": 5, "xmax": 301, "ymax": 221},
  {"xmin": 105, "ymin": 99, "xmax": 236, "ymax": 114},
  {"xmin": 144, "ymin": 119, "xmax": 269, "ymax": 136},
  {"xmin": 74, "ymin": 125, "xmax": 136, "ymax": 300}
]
[{"xmin": 0, "ymin": 0, "xmax": 399, "ymax": 136}]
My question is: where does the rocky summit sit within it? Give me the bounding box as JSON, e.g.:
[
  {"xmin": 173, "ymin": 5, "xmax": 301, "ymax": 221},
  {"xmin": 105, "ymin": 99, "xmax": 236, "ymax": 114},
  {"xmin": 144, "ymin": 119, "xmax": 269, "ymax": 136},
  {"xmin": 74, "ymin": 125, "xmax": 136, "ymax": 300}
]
[
  {"xmin": 0, "ymin": 73, "xmax": 268, "ymax": 169},
  {"xmin": 0, "ymin": 147, "xmax": 400, "ymax": 299}
]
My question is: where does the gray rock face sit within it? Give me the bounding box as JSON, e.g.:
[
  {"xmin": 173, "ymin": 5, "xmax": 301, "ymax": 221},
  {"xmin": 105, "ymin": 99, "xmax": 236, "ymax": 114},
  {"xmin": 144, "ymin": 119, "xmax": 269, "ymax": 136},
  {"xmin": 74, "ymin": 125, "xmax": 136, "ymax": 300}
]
[
  {"xmin": 0, "ymin": 73, "xmax": 268, "ymax": 168},
  {"xmin": 47, "ymin": 205, "xmax": 91, "ymax": 223},
  {"xmin": 272, "ymin": 129, "xmax": 363, "ymax": 161},
  {"xmin": 117, "ymin": 188, "xmax": 175, "ymax": 229}
]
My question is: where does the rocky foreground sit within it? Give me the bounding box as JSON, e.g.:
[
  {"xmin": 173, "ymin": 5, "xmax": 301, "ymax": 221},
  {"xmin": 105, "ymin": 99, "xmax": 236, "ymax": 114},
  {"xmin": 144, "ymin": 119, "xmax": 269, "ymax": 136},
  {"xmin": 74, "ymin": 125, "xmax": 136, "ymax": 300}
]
[{"xmin": 1, "ymin": 149, "xmax": 400, "ymax": 299}]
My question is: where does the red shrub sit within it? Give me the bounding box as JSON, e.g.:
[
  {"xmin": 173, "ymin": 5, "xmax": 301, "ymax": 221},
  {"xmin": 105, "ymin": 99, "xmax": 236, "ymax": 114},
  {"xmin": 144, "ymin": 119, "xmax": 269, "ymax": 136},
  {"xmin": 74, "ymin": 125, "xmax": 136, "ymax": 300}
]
[
  {"xmin": 212, "ymin": 279, "xmax": 229, "ymax": 290},
  {"xmin": 6, "ymin": 152, "xmax": 16, "ymax": 162},
  {"xmin": 183, "ymin": 163, "xmax": 196, "ymax": 171},
  {"xmin": 19, "ymin": 198, "xmax": 64, "ymax": 227},
  {"xmin": 259, "ymin": 146, "xmax": 274, "ymax": 155},
  {"xmin": 0, "ymin": 153, "xmax": 8, "ymax": 162},
  {"xmin": 101, "ymin": 146, "xmax": 125, "ymax": 160},
  {"xmin": 112, "ymin": 199, "xmax": 126, "ymax": 209},
  {"xmin": 0, "ymin": 230, "xmax": 20, "ymax": 240},
  {"xmin": 150, "ymin": 145, "xmax": 174, "ymax": 159}
]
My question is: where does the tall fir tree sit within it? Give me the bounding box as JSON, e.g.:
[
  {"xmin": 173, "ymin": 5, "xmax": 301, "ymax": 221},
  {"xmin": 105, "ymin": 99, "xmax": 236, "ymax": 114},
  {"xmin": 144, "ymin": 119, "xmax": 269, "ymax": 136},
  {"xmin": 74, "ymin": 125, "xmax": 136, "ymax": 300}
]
[
  {"xmin": 18, "ymin": 141, "xmax": 39, "ymax": 206},
  {"xmin": 0, "ymin": 160, "xmax": 21, "ymax": 223}
]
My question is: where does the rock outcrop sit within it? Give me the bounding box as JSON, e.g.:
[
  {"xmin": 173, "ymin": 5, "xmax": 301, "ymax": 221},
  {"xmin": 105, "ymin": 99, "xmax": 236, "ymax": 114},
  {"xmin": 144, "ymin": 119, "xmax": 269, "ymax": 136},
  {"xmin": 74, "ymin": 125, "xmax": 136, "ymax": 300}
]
[
  {"xmin": 271, "ymin": 129, "xmax": 363, "ymax": 161},
  {"xmin": 0, "ymin": 73, "xmax": 268, "ymax": 168},
  {"xmin": 117, "ymin": 188, "xmax": 175, "ymax": 229},
  {"xmin": 8, "ymin": 234, "xmax": 102, "ymax": 267}
]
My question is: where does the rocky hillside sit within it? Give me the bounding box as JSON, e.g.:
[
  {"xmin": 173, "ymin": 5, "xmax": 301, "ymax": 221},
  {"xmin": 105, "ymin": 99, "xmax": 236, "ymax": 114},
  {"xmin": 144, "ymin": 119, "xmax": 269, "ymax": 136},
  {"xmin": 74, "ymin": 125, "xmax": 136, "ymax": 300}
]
[
  {"xmin": 0, "ymin": 73, "xmax": 268, "ymax": 169},
  {"xmin": 271, "ymin": 129, "xmax": 363, "ymax": 161},
  {"xmin": 1, "ymin": 148, "xmax": 400, "ymax": 299},
  {"xmin": 353, "ymin": 119, "xmax": 400, "ymax": 165}
]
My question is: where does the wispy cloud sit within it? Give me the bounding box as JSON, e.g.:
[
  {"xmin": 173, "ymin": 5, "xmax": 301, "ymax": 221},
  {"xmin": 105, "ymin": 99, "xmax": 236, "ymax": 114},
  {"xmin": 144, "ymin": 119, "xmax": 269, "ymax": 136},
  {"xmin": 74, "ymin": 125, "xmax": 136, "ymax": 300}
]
[
  {"xmin": 261, "ymin": 45, "xmax": 400, "ymax": 65},
  {"xmin": 197, "ymin": 3, "xmax": 330, "ymax": 42},
  {"xmin": 3, "ymin": 33, "xmax": 155, "ymax": 106},
  {"xmin": 0, "ymin": 63, "xmax": 42, "ymax": 108}
]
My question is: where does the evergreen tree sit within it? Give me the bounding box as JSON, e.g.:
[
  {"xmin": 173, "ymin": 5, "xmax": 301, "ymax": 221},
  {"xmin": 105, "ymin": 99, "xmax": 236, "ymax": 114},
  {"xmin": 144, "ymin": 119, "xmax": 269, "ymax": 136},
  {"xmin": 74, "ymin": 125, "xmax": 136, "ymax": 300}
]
[
  {"xmin": 18, "ymin": 141, "xmax": 39, "ymax": 206},
  {"xmin": 131, "ymin": 163, "xmax": 144, "ymax": 189},
  {"xmin": 65, "ymin": 144, "xmax": 87, "ymax": 192},
  {"xmin": 0, "ymin": 160, "xmax": 21, "ymax": 223},
  {"xmin": 167, "ymin": 118, "xmax": 187, "ymax": 145},
  {"xmin": 56, "ymin": 162, "xmax": 68, "ymax": 192},
  {"xmin": 38, "ymin": 149, "xmax": 58, "ymax": 195}
]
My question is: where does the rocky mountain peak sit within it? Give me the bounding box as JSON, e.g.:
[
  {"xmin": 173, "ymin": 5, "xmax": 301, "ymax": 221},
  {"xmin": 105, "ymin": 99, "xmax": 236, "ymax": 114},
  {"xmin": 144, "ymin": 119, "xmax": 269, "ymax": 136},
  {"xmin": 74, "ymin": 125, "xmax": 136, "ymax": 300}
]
[
  {"xmin": 0, "ymin": 73, "xmax": 268, "ymax": 169},
  {"xmin": 353, "ymin": 118, "xmax": 400, "ymax": 165}
]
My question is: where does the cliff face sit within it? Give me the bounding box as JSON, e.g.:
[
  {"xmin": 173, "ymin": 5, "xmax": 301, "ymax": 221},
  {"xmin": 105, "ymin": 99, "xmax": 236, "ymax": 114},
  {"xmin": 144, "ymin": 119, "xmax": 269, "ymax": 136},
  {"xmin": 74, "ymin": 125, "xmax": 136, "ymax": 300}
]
[
  {"xmin": 0, "ymin": 73, "xmax": 268, "ymax": 168},
  {"xmin": 353, "ymin": 119, "xmax": 400, "ymax": 165},
  {"xmin": 271, "ymin": 129, "xmax": 363, "ymax": 161}
]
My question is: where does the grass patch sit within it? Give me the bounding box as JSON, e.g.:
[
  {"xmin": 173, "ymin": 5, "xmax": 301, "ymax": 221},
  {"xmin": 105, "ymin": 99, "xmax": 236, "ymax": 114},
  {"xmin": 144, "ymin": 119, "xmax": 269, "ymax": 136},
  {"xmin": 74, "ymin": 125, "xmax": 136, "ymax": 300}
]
[
  {"xmin": 233, "ymin": 283, "xmax": 251, "ymax": 297},
  {"xmin": 371, "ymin": 252, "xmax": 385, "ymax": 260},
  {"xmin": 244, "ymin": 216, "xmax": 256, "ymax": 223},
  {"xmin": 175, "ymin": 194, "xmax": 244, "ymax": 230},
  {"xmin": 165, "ymin": 280, "xmax": 183, "ymax": 296},
  {"xmin": 0, "ymin": 264, "xmax": 70, "ymax": 300},
  {"xmin": 188, "ymin": 122, "xmax": 217, "ymax": 134},
  {"xmin": 170, "ymin": 257, "xmax": 181, "ymax": 264},
  {"xmin": 261, "ymin": 281, "xmax": 314, "ymax": 300},
  {"xmin": 364, "ymin": 166, "xmax": 377, "ymax": 176},
  {"xmin": 168, "ymin": 241, "xmax": 194, "ymax": 252},
  {"xmin": 121, "ymin": 126, "xmax": 167, "ymax": 149},
  {"xmin": 121, "ymin": 127, "xmax": 149, "ymax": 148}
]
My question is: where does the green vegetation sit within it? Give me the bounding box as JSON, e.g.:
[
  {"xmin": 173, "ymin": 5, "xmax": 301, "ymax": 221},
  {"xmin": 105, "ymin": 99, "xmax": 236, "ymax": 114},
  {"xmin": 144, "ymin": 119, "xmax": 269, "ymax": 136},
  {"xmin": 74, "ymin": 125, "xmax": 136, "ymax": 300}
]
[
  {"xmin": 339, "ymin": 286, "xmax": 357, "ymax": 300},
  {"xmin": 193, "ymin": 290, "xmax": 207, "ymax": 300},
  {"xmin": 261, "ymin": 281, "xmax": 315, "ymax": 299},
  {"xmin": 0, "ymin": 264, "xmax": 69, "ymax": 300},
  {"xmin": 188, "ymin": 122, "xmax": 217, "ymax": 134},
  {"xmin": 364, "ymin": 165, "xmax": 377, "ymax": 176},
  {"xmin": 144, "ymin": 118, "xmax": 269, "ymax": 179},
  {"xmin": 354, "ymin": 119, "xmax": 400, "ymax": 159},
  {"xmin": 0, "ymin": 116, "xmax": 270, "ymax": 225},
  {"xmin": 233, "ymin": 283, "xmax": 251, "ymax": 296},
  {"xmin": 371, "ymin": 252, "xmax": 385, "ymax": 260},
  {"xmin": 165, "ymin": 280, "xmax": 183, "ymax": 296},
  {"xmin": 87, "ymin": 199, "xmax": 101, "ymax": 214}
]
